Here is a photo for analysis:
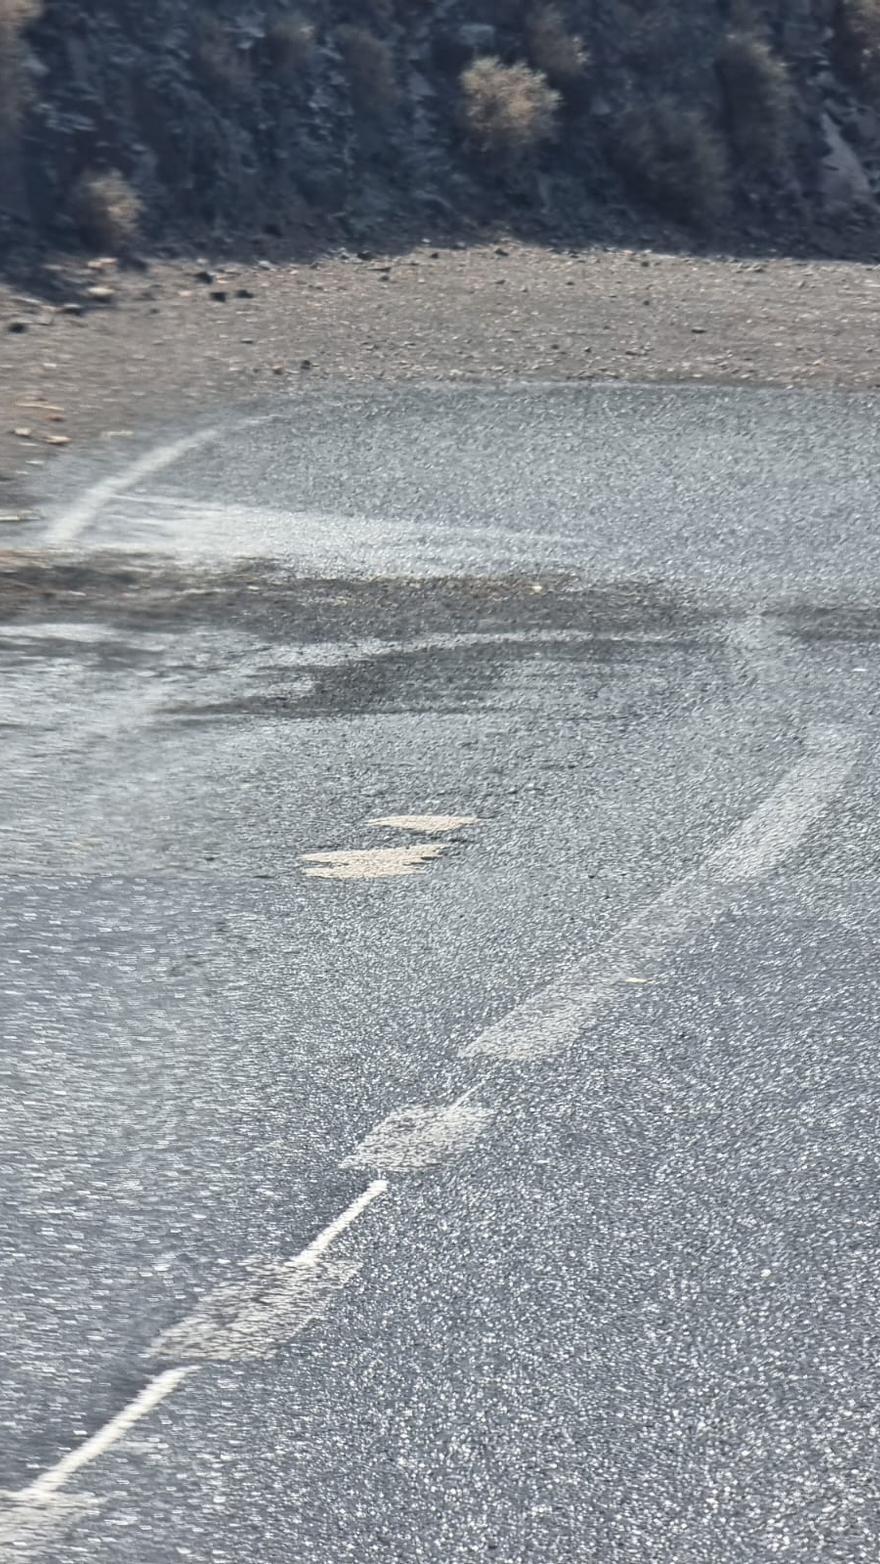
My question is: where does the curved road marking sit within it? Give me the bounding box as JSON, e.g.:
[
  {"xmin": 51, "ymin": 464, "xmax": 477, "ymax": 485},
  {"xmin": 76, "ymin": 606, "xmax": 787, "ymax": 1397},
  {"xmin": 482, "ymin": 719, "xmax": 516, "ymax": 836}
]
[
  {"xmin": 465, "ymin": 724, "xmax": 857, "ymax": 1062},
  {"xmin": 47, "ymin": 430, "xmax": 221, "ymax": 546}
]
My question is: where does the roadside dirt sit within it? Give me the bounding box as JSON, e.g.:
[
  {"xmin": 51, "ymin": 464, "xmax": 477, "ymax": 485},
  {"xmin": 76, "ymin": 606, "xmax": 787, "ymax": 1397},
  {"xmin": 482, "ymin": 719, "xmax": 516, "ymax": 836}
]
[{"xmin": 1, "ymin": 240, "xmax": 879, "ymax": 523}]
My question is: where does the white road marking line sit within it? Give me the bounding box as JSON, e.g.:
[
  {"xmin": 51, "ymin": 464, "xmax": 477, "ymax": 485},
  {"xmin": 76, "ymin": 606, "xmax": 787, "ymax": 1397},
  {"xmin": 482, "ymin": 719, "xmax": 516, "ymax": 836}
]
[
  {"xmin": 47, "ymin": 431, "xmax": 221, "ymax": 545},
  {"xmin": 707, "ymin": 725, "xmax": 853, "ymax": 882},
  {"xmin": 150, "ymin": 1179, "xmax": 387, "ymax": 1362},
  {"xmin": 342, "ymin": 1104, "xmax": 492, "ymax": 1172},
  {"xmin": 15, "ymin": 1369, "xmax": 194, "ymax": 1505},
  {"xmin": 465, "ymin": 725, "xmax": 857, "ymax": 1062},
  {"xmin": 0, "ymin": 1492, "xmax": 102, "ymax": 1560},
  {"xmin": 302, "ymin": 845, "xmax": 446, "ymax": 879},
  {"xmin": 150, "ymin": 1258, "xmax": 360, "ymax": 1362},
  {"xmin": 1, "ymin": 1183, "xmax": 386, "ymax": 1557},
  {"xmin": 369, "ymin": 814, "xmax": 480, "ymax": 833}
]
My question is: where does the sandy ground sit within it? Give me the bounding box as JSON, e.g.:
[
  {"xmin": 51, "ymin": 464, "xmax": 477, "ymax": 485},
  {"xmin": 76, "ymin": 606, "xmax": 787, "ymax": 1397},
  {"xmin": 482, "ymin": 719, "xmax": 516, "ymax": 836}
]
[{"xmin": 1, "ymin": 239, "xmax": 879, "ymax": 522}]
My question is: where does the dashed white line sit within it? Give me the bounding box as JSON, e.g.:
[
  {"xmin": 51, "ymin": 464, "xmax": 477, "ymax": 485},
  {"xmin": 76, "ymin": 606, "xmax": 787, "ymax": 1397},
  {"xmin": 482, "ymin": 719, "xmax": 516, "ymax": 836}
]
[
  {"xmin": 464, "ymin": 724, "xmax": 857, "ymax": 1061},
  {"xmin": 1, "ymin": 1182, "xmax": 387, "ymax": 1553},
  {"xmin": 149, "ymin": 1178, "xmax": 387, "ymax": 1362},
  {"xmin": 0, "ymin": 1491, "xmax": 102, "ymax": 1561},
  {"xmin": 0, "ymin": 1370, "xmax": 191, "ymax": 1558},
  {"xmin": 15, "ymin": 1369, "xmax": 194, "ymax": 1506},
  {"xmin": 342, "ymin": 1104, "xmax": 492, "ymax": 1172},
  {"xmin": 2, "ymin": 724, "xmax": 856, "ymax": 1556}
]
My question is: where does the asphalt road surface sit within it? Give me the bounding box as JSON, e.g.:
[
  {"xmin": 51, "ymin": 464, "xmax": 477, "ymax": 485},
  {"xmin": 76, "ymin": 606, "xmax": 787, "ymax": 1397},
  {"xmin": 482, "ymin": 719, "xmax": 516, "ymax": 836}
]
[{"xmin": 2, "ymin": 383, "xmax": 880, "ymax": 1562}]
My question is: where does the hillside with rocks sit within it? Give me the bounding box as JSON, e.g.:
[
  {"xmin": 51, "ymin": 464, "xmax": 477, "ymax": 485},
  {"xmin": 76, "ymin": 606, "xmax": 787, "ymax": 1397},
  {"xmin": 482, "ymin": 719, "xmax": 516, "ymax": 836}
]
[{"xmin": 2, "ymin": 0, "xmax": 880, "ymax": 264}]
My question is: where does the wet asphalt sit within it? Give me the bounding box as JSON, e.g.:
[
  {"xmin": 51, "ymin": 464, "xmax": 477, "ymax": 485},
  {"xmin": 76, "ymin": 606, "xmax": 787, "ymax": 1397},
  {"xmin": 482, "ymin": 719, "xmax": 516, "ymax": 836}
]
[{"xmin": 2, "ymin": 383, "xmax": 880, "ymax": 1561}]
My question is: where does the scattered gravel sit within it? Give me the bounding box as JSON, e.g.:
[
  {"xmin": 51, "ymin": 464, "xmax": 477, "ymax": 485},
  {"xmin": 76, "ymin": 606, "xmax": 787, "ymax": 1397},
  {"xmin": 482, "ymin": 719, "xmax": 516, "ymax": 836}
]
[{"xmin": 2, "ymin": 240, "xmax": 879, "ymax": 519}]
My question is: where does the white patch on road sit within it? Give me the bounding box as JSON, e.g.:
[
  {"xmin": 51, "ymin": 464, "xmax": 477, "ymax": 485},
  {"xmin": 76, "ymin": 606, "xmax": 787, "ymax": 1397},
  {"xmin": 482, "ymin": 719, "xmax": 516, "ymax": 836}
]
[
  {"xmin": 2, "ymin": 1184, "xmax": 385, "ymax": 1555},
  {"xmin": 465, "ymin": 725, "xmax": 857, "ymax": 1062},
  {"xmin": 0, "ymin": 1369, "xmax": 191, "ymax": 1555},
  {"xmin": 707, "ymin": 725, "xmax": 853, "ymax": 881},
  {"xmin": 302, "ymin": 845, "xmax": 446, "ymax": 879},
  {"xmin": 151, "ymin": 1257, "xmax": 360, "ymax": 1362},
  {"xmin": 342, "ymin": 1104, "xmax": 492, "ymax": 1172},
  {"xmin": 47, "ymin": 430, "xmax": 221, "ymax": 545},
  {"xmin": 369, "ymin": 814, "xmax": 480, "ymax": 834},
  {"xmin": 150, "ymin": 1179, "xmax": 387, "ymax": 1363},
  {"xmin": 0, "ymin": 1492, "xmax": 102, "ymax": 1560}
]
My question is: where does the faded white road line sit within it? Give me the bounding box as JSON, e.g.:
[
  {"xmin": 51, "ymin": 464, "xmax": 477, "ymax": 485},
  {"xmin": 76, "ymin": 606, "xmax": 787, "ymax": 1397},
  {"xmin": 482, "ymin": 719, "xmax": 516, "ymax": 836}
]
[
  {"xmin": 0, "ymin": 1182, "xmax": 387, "ymax": 1556},
  {"xmin": 0, "ymin": 1492, "xmax": 102, "ymax": 1562},
  {"xmin": 150, "ymin": 1178, "xmax": 388, "ymax": 1362},
  {"xmin": 47, "ymin": 430, "xmax": 221, "ymax": 546},
  {"xmin": 0, "ymin": 1370, "xmax": 190, "ymax": 1560},
  {"xmin": 343, "ymin": 1104, "xmax": 492, "ymax": 1173},
  {"xmin": 465, "ymin": 724, "xmax": 857, "ymax": 1062},
  {"xmin": 15, "ymin": 1369, "xmax": 194, "ymax": 1506}
]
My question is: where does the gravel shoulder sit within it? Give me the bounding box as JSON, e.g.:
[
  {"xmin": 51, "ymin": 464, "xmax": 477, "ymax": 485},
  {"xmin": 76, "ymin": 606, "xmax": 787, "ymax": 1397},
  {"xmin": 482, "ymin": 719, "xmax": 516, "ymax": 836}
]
[{"xmin": 1, "ymin": 240, "xmax": 879, "ymax": 523}]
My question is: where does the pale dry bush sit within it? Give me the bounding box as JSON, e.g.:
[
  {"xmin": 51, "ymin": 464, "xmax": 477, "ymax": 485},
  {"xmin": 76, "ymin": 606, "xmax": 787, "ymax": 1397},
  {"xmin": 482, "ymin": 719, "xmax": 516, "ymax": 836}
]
[
  {"xmin": 526, "ymin": 4, "xmax": 588, "ymax": 88},
  {"xmin": 70, "ymin": 170, "xmax": 144, "ymax": 252},
  {"xmin": 266, "ymin": 12, "xmax": 316, "ymax": 72},
  {"xmin": 0, "ymin": 0, "xmax": 42, "ymax": 135},
  {"xmin": 336, "ymin": 24, "xmax": 398, "ymax": 112},
  {"xmin": 615, "ymin": 99, "xmax": 730, "ymax": 227},
  {"xmin": 717, "ymin": 29, "xmax": 793, "ymax": 170},
  {"xmin": 459, "ymin": 57, "xmax": 560, "ymax": 161}
]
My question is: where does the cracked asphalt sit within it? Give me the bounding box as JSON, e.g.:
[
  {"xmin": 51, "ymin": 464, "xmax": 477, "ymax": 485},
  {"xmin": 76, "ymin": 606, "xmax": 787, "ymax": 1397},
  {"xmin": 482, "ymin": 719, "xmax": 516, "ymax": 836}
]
[{"xmin": 2, "ymin": 383, "xmax": 880, "ymax": 1561}]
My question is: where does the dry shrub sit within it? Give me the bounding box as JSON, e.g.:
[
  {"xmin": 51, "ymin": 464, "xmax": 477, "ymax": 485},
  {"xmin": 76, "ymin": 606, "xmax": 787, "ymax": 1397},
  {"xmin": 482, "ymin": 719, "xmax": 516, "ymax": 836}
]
[
  {"xmin": 836, "ymin": 0, "xmax": 880, "ymax": 93},
  {"xmin": 526, "ymin": 4, "xmax": 588, "ymax": 88},
  {"xmin": 459, "ymin": 57, "xmax": 560, "ymax": 161},
  {"xmin": 70, "ymin": 170, "xmax": 143, "ymax": 252},
  {"xmin": 336, "ymin": 24, "xmax": 398, "ymax": 112},
  {"xmin": 265, "ymin": 12, "xmax": 316, "ymax": 72},
  {"xmin": 717, "ymin": 30, "xmax": 793, "ymax": 169},
  {"xmin": 615, "ymin": 99, "xmax": 729, "ymax": 227},
  {"xmin": 0, "ymin": 0, "xmax": 42, "ymax": 136},
  {"xmin": 196, "ymin": 15, "xmax": 252, "ymax": 90}
]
